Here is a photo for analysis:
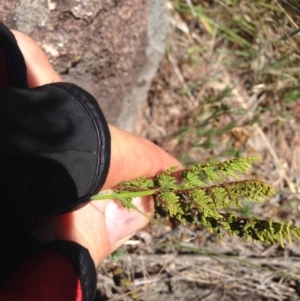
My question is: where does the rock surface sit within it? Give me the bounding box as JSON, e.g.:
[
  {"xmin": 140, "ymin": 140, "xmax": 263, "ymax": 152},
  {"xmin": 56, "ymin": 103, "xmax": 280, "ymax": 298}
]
[{"xmin": 0, "ymin": 0, "xmax": 169, "ymax": 132}]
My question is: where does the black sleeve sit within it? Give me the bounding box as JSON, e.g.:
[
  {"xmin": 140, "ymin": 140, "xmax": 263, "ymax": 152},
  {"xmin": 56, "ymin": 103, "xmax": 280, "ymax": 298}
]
[
  {"xmin": 0, "ymin": 22, "xmax": 111, "ymax": 231},
  {"xmin": 0, "ymin": 21, "xmax": 108, "ymax": 300}
]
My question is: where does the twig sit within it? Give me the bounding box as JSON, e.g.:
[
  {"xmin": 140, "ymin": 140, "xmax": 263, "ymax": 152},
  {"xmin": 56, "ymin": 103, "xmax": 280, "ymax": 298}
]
[
  {"xmin": 167, "ymin": 53, "xmax": 196, "ymax": 107},
  {"xmin": 254, "ymin": 124, "xmax": 296, "ymax": 193},
  {"xmin": 274, "ymin": 0, "xmax": 298, "ymax": 28}
]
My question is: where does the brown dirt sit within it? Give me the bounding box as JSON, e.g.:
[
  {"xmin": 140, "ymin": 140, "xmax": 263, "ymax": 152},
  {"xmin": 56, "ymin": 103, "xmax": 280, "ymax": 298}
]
[{"xmin": 96, "ymin": 1, "xmax": 300, "ymax": 300}]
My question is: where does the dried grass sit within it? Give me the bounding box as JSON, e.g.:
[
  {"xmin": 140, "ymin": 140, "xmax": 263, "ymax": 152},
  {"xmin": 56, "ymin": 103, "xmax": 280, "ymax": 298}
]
[{"xmin": 97, "ymin": 1, "xmax": 300, "ymax": 300}]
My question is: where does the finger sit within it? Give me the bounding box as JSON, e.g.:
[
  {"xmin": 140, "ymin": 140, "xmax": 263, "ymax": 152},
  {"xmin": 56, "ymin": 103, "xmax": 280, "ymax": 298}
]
[
  {"xmin": 11, "ymin": 30, "xmax": 61, "ymax": 87},
  {"xmin": 103, "ymin": 125, "xmax": 182, "ymax": 189}
]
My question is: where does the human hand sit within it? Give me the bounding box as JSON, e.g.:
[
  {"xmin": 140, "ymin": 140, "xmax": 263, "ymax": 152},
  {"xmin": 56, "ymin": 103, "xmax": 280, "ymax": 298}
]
[{"xmin": 12, "ymin": 31, "xmax": 182, "ymax": 266}]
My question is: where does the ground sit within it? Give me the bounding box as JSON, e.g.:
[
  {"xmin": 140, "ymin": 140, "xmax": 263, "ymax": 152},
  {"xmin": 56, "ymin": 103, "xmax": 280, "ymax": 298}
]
[{"xmin": 96, "ymin": 1, "xmax": 300, "ymax": 300}]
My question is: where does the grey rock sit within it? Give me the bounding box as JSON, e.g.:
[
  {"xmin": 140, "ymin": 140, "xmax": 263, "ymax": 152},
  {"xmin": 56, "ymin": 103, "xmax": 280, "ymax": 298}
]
[
  {"xmin": 116, "ymin": 0, "xmax": 169, "ymax": 132},
  {"xmin": 1, "ymin": 0, "xmax": 169, "ymax": 133},
  {"xmin": 15, "ymin": 0, "xmax": 50, "ymax": 35}
]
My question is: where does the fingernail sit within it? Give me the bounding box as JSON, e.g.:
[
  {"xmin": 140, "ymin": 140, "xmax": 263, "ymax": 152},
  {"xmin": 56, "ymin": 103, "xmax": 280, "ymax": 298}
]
[{"xmin": 105, "ymin": 198, "xmax": 146, "ymax": 245}]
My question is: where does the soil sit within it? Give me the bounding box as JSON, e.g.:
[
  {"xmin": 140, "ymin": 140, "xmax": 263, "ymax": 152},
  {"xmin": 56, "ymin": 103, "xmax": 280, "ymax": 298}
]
[{"xmin": 95, "ymin": 1, "xmax": 300, "ymax": 300}]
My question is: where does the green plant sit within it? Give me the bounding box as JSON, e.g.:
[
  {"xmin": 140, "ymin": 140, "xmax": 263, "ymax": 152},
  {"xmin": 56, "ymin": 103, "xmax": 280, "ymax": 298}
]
[{"xmin": 92, "ymin": 157, "xmax": 300, "ymax": 247}]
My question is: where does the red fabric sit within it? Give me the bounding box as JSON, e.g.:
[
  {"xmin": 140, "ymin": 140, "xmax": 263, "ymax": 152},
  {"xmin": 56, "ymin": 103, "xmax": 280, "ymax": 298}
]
[{"xmin": 0, "ymin": 250, "xmax": 83, "ymax": 301}]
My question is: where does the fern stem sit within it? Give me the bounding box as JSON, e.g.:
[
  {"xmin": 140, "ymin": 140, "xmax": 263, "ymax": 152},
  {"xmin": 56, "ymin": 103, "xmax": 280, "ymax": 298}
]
[{"xmin": 91, "ymin": 189, "xmax": 156, "ymax": 201}]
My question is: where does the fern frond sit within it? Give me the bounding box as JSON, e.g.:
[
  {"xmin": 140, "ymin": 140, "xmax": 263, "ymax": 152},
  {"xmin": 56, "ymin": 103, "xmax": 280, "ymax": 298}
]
[
  {"xmin": 179, "ymin": 179, "xmax": 274, "ymax": 211},
  {"xmin": 187, "ymin": 189, "xmax": 223, "ymax": 220},
  {"xmin": 152, "ymin": 179, "xmax": 275, "ymax": 228},
  {"xmin": 181, "ymin": 169, "xmax": 207, "ymax": 188},
  {"xmin": 194, "ymin": 213, "xmax": 300, "ymax": 248},
  {"xmin": 154, "ymin": 166, "xmax": 178, "ymax": 190},
  {"xmin": 185, "ymin": 156, "xmax": 260, "ymax": 183},
  {"xmin": 116, "ymin": 176, "xmax": 155, "ymax": 190},
  {"xmin": 220, "ymin": 214, "xmax": 300, "ymax": 248},
  {"xmin": 155, "ymin": 190, "xmax": 184, "ymax": 221},
  {"xmin": 92, "ymin": 156, "xmax": 300, "ymax": 247}
]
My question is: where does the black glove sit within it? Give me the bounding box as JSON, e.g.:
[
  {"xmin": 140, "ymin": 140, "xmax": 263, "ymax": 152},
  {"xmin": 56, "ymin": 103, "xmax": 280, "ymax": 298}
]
[{"xmin": 0, "ymin": 22, "xmax": 111, "ymax": 230}]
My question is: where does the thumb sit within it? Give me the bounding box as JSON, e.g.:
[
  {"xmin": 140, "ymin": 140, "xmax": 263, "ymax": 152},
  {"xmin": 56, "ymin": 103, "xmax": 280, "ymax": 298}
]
[{"xmin": 27, "ymin": 196, "xmax": 153, "ymax": 266}]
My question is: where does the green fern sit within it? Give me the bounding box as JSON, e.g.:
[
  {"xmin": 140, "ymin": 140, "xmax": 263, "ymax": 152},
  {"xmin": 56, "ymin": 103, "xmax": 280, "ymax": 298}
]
[{"xmin": 92, "ymin": 157, "xmax": 300, "ymax": 247}]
